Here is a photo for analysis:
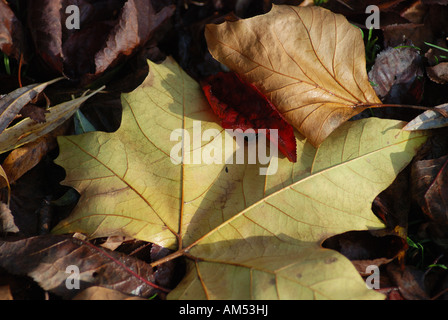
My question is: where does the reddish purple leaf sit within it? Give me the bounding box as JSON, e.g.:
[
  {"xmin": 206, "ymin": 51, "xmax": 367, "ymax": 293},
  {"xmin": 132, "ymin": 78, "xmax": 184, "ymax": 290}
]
[
  {"xmin": 201, "ymin": 72, "xmax": 297, "ymax": 162},
  {"xmin": 0, "ymin": 234, "xmax": 170, "ymax": 299},
  {"xmin": 368, "ymin": 46, "xmax": 424, "ymax": 105}
]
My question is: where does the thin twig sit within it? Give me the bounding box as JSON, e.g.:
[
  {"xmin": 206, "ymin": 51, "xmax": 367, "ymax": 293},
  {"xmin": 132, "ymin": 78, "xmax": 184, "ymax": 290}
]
[
  {"xmin": 431, "ymin": 287, "xmax": 448, "ymax": 300},
  {"xmin": 150, "ymin": 248, "xmax": 187, "ymax": 268},
  {"xmin": 18, "ymin": 53, "xmax": 23, "ymax": 88}
]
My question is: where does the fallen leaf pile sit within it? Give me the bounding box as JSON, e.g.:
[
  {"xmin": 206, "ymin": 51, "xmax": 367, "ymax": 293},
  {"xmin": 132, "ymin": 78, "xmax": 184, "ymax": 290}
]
[
  {"xmin": 1, "ymin": 0, "xmax": 448, "ymax": 301},
  {"xmin": 53, "ymin": 56, "xmax": 426, "ymax": 299}
]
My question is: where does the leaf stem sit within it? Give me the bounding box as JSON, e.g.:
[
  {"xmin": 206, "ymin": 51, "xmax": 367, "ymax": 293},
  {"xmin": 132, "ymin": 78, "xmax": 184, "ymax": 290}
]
[
  {"xmin": 359, "ymin": 103, "xmax": 448, "ymax": 118},
  {"xmin": 149, "ymin": 248, "xmax": 189, "ymax": 268},
  {"xmin": 76, "ymin": 237, "xmax": 170, "ymax": 293}
]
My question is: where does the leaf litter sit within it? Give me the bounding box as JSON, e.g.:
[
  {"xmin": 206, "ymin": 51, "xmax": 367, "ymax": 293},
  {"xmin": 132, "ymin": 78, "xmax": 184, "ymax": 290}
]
[
  {"xmin": 53, "ymin": 57, "xmax": 426, "ymax": 299},
  {"xmin": 1, "ymin": 0, "xmax": 448, "ymax": 300}
]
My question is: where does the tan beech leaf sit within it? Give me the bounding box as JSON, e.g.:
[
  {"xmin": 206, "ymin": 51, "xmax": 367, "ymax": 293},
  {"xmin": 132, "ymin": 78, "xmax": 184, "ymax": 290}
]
[{"xmin": 205, "ymin": 5, "xmax": 382, "ymax": 147}]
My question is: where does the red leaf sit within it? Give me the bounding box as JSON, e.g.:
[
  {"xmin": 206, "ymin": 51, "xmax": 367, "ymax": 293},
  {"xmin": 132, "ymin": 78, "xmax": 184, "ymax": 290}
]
[{"xmin": 201, "ymin": 72, "xmax": 297, "ymax": 162}]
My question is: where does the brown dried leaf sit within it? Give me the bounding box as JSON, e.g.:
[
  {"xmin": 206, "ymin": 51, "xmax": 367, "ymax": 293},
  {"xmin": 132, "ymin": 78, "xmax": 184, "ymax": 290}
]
[
  {"xmin": 27, "ymin": 0, "xmax": 64, "ymax": 74},
  {"xmin": 400, "ymin": 0, "xmax": 427, "ymax": 24},
  {"xmin": 19, "ymin": 104, "xmax": 48, "ymax": 123},
  {"xmin": 0, "ymin": 124, "xmax": 66, "ymax": 189},
  {"xmin": 0, "ymin": 234, "xmax": 168, "ymax": 299},
  {"xmin": 323, "ymin": 230, "xmax": 407, "ymax": 276},
  {"xmin": 27, "ymin": 0, "xmax": 175, "ymax": 81},
  {"xmin": 93, "ymin": 0, "xmax": 175, "ymax": 75},
  {"xmin": 426, "ymin": 62, "xmax": 448, "ymax": 84},
  {"xmin": 368, "ymin": 46, "xmax": 423, "ymax": 104},
  {"xmin": 382, "ymin": 5, "xmax": 448, "ymax": 48},
  {"xmin": 205, "ymin": 5, "xmax": 382, "ymax": 147},
  {"xmin": 386, "ymin": 263, "xmax": 430, "ymax": 300}
]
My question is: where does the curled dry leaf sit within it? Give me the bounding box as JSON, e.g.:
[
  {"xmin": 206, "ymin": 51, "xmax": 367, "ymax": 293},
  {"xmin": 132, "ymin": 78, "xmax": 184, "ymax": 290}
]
[
  {"xmin": 205, "ymin": 5, "xmax": 382, "ymax": 147},
  {"xmin": 368, "ymin": 46, "xmax": 423, "ymax": 104},
  {"xmin": 27, "ymin": 0, "xmax": 64, "ymax": 73},
  {"xmin": 381, "ymin": 4, "xmax": 448, "ymax": 49}
]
